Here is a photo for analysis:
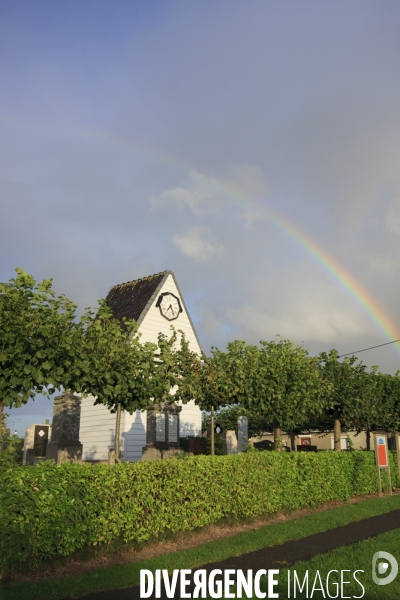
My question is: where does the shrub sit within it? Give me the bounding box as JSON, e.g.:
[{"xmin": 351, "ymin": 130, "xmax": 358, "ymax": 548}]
[{"xmin": 0, "ymin": 451, "xmax": 398, "ymax": 567}]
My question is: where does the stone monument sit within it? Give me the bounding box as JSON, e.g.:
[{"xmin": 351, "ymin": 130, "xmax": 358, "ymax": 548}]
[
  {"xmin": 142, "ymin": 403, "xmax": 182, "ymax": 460},
  {"xmin": 46, "ymin": 392, "xmax": 83, "ymax": 463},
  {"xmin": 226, "ymin": 430, "xmax": 238, "ymax": 454},
  {"xmin": 22, "ymin": 422, "xmax": 51, "ymax": 465},
  {"xmin": 237, "ymin": 415, "xmax": 249, "ymax": 452}
]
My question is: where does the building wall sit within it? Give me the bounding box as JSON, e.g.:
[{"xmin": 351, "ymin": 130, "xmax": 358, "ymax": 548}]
[
  {"xmin": 80, "ymin": 396, "xmax": 116, "ymax": 461},
  {"xmin": 249, "ymin": 430, "xmax": 385, "ymax": 451},
  {"xmin": 79, "ymin": 273, "xmax": 202, "ymax": 462},
  {"xmin": 138, "ymin": 273, "xmax": 201, "ymax": 354},
  {"xmin": 122, "ymin": 409, "xmax": 147, "ymax": 462},
  {"xmin": 80, "ymin": 398, "xmax": 202, "ymax": 463}
]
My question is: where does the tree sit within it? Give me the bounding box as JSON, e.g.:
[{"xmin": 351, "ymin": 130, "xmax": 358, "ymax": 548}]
[
  {"xmin": 185, "ymin": 338, "xmax": 331, "ymax": 451},
  {"xmin": 247, "ymin": 339, "xmax": 331, "ymax": 450},
  {"xmin": 78, "ymin": 313, "xmax": 208, "ymax": 460},
  {"xmin": 350, "ymin": 367, "xmax": 384, "ymax": 449},
  {"xmin": 68, "ymin": 301, "xmax": 159, "ymax": 460},
  {"xmin": 0, "ymin": 269, "xmax": 85, "ymax": 411},
  {"xmin": 377, "ymin": 371, "xmax": 400, "ymax": 434},
  {"xmin": 317, "ymin": 350, "xmax": 369, "ymax": 450},
  {"xmin": 0, "ymin": 269, "xmax": 204, "ymax": 461},
  {"xmin": 174, "ymin": 341, "xmax": 241, "ymax": 454}
]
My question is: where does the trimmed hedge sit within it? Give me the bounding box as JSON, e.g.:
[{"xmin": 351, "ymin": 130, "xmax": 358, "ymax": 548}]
[{"xmin": 0, "ymin": 451, "xmax": 398, "ymax": 567}]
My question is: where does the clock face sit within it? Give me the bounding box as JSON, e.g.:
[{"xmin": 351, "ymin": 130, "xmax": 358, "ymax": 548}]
[{"xmin": 157, "ymin": 292, "xmax": 182, "ymax": 321}]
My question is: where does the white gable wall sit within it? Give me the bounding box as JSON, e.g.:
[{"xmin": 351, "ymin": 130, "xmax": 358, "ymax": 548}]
[
  {"xmin": 123, "ymin": 409, "xmax": 147, "ymax": 462},
  {"xmin": 79, "ymin": 273, "xmax": 202, "ymax": 462},
  {"xmin": 80, "ymin": 398, "xmax": 149, "ymax": 462},
  {"xmin": 80, "ymin": 395, "xmax": 116, "ymax": 461},
  {"xmin": 138, "ymin": 274, "xmax": 201, "ymax": 354},
  {"xmin": 138, "ymin": 273, "xmax": 202, "ymax": 443}
]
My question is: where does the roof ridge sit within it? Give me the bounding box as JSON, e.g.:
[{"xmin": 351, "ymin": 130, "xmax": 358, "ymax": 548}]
[{"xmin": 109, "ymin": 270, "xmax": 171, "ymax": 291}]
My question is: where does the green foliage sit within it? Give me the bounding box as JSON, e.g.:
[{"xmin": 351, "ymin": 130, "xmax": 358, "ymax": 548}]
[
  {"xmin": 251, "ymin": 339, "xmax": 331, "ymax": 432},
  {"xmin": 198, "ymin": 338, "xmax": 331, "ymax": 433},
  {"xmin": 377, "ymin": 370, "xmax": 400, "ymax": 432},
  {"xmin": 175, "ymin": 344, "xmax": 233, "ymax": 412},
  {"xmin": 205, "ymin": 434, "xmax": 226, "ymax": 455},
  {"xmin": 316, "ymin": 351, "xmax": 400, "ymax": 435},
  {"xmin": 202, "ymin": 405, "xmax": 243, "ymax": 433},
  {"xmin": 0, "ymin": 270, "xmax": 155, "ymax": 413},
  {"xmin": 72, "ymin": 301, "xmax": 158, "ymax": 414},
  {"xmin": 0, "ymin": 269, "xmax": 199, "ymax": 419},
  {"xmin": 0, "ymin": 434, "xmax": 24, "ymax": 466},
  {"xmin": 317, "ymin": 350, "xmax": 371, "ymax": 432},
  {"xmin": 202, "ymin": 405, "xmax": 272, "ymax": 438},
  {"xmin": 1, "ymin": 451, "xmax": 398, "ymax": 568},
  {"xmin": 0, "ymin": 269, "xmax": 84, "ymax": 408}
]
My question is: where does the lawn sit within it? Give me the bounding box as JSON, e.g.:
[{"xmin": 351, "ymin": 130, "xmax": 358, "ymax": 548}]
[
  {"xmin": 259, "ymin": 528, "xmax": 400, "ymax": 599},
  {"xmin": 1, "ymin": 494, "xmax": 399, "ymax": 600}
]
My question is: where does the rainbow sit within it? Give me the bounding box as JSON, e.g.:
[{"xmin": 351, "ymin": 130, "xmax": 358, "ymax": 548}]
[
  {"xmin": 251, "ymin": 205, "xmax": 400, "ymax": 356},
  {"xmin": 11, "ymin": 116, "xmax": 400, "ymax": 355}
]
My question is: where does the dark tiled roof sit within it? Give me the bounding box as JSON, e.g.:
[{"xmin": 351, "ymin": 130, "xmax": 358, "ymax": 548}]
[{"xmin": 105, "ymin": 271, "xmax": 168, "ymax": 324}]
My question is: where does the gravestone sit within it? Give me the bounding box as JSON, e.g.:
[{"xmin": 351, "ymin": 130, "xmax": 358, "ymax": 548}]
[
  {"xmin": 237, "ymin": 416, "xmax": 248, "ymax": 452},
  {"xmin": 46, "ymin": 392, "xmax": 83, "ymax": 463},
  {"xmin": 226, "ymin": 430, "xmax": 238, "ymax": 454},
  {"xmin": 22, "ymin": 423, "xmax": 51, "ymax": 465},
  {"xmin": 142, "ymin": 403, "xmax": 182, "ymax": 460}
]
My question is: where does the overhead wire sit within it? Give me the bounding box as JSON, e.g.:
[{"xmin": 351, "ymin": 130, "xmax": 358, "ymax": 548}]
[{"xmin": 338, "ymin": 339, "xmax": 400, "ymax": 358}]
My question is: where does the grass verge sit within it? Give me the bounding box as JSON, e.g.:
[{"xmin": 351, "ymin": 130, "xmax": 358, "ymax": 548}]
[
  {"xmin": 1, "ymin": 494, "xmax": 400, "ymax": 600},
  {"xmin": 260, "ymin": 528, "xmax": 400, "ymax": 599}
]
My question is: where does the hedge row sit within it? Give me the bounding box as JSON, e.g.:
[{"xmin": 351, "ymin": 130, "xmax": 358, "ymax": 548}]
[{"xmin": 0, "ymin": 451, "xmax": 398, "ymax": 566}]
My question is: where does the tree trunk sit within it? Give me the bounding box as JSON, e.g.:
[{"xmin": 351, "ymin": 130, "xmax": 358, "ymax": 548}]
[
  {"xmin": 366, "ymin": 429, "xmax": 371, "ymax": 451},
  {"xmin": 0, "ymin": 403, "xmax": 5, "ymax": 448},
  {"xmin": 273, "ymin": 419, "xmax": 282, "ymax": 451},
  {"xmin": 114, "ymin": 403, "xmax": 122, "ymax": 462},
  {"xmin": 290, "ymin": 431, "xmax": 296, "ymax": 452},
  {"xmin": 211, "ymin": 405, "xmax": 215, "ymax": 456},
  {"xmin": 333, "ymin": 414, "xmax": 341, "ymax": 451}
]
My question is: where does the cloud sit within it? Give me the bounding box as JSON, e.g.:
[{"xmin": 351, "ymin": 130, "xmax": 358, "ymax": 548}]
[
  {"xmin": 4, "ymin": 0, "xmax": 400, "ymax": 435},
  {"xmin": 150, "ymin": 171, "xmax": 223, "ymax": 216},
  {"xmin": 150, "ymin": 165, "xmax": 268, "ymax": 229},
  {"xmin": 218, "ymin": 164, "xmax": 269, "ymax": 200},
  {"xmin": 220, "ymin": 267, "xmax": 373, "ymax": 348},
  {"xmin": 385, "ymin": 196, "xmax": 400, "ymax": 236},
  {"xmin": 366, "ymin": 255, "xmax": 400, "ymax": 275},
  {"xmin": 226, "ymin": 300, "xmax": 366, "ymax": 346},
  {"xmin": 172, "ymin": 227, "xmax": 224, "ymax": 261}
]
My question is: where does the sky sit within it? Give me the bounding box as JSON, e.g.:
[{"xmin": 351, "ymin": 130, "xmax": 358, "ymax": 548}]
[{"xmin": 1, "ymin": 0, "xmax": 400, "ymax": 436}]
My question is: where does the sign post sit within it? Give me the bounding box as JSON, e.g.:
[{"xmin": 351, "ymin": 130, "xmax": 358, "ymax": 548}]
[
  {"xmin": 374, "ymin": 434, "xmax": 392, "ymax": 497},
  {"xmin": 396, "ymin": 432, "xmax": 400, "ymax": 489}
]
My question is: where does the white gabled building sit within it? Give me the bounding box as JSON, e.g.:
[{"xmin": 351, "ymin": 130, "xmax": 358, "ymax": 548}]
[{"xmin": 79, "ymin": 271, "xmax": 202, "ymax": 462}]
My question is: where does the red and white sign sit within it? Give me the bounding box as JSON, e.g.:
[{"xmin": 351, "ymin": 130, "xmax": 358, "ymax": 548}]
[
  {"xmin": 376, "ymin": 435, "xmax": 389, "ymax": 468},
  {"xmin": 300, "ymin": 437, "xmax": 311, "ymax": 446}
]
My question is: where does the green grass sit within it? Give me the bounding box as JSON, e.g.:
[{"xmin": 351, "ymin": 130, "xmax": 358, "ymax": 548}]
[
  {"xmin": 1, "ymin": 494, "xmax": 400, "ymax": 600},
  {"xmin": 258, "ymin": 528, "xmax": 400, "ymax": 599}
]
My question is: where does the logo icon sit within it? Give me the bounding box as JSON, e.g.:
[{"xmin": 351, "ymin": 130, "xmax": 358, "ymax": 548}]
[{"xmin": 372, "ymin": 552, "xmax": 398, "ymax": 585}]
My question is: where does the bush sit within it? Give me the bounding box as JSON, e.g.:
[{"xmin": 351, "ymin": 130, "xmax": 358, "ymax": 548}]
[
  {"xmin": 0, "ymin": 434, "xmax": 24, "ymax": 466},
  {"xmin": 0, "ymin": 451, "xmax": 398, "ymax": 568}
]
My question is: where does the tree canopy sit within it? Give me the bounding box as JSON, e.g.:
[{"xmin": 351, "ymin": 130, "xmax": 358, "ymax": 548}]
[
  {"xmin": 2, "ymin": 269, "xmax": 399, "ymax": 456},
  {"xmin": 0, "ymin": 269, "xmax": 84, "ymax": 409},
  {"xmin": 185, "ymin": 338, "xmax": 332, "ymax": 449},
  {"xmin": 0, "ymin": 269, "xmax": 198, "ymax": 416}
]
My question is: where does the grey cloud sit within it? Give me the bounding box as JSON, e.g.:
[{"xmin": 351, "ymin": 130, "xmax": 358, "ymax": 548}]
[{"xmin": 3, "ymin": 1, "xmax": 400, "ymax": 434}]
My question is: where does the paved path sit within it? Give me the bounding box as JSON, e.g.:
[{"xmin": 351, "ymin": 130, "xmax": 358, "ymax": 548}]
[{"xmin": 76, "ymin": 509, "xmax": 400, "ymax": 600}]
